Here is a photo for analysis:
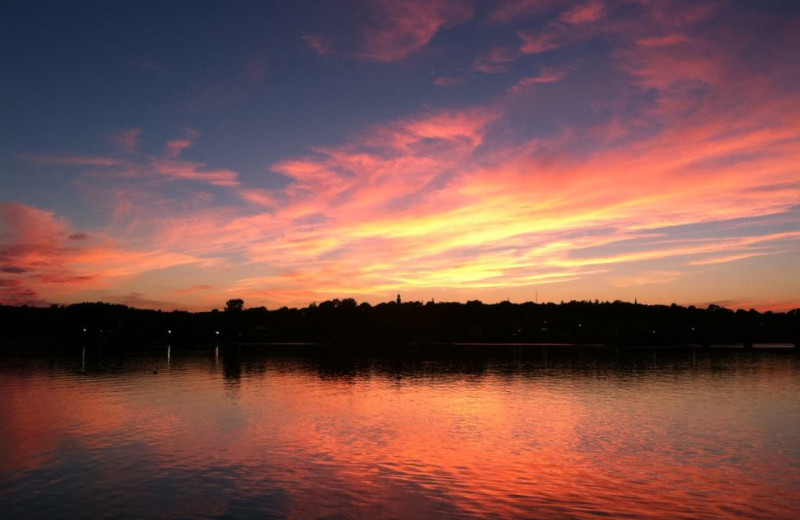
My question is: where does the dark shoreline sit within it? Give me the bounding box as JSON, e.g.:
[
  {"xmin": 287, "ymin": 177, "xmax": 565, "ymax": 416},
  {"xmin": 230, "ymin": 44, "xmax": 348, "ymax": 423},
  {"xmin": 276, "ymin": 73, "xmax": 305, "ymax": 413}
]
[{"xmin": 2, "ymin": 299, "xmax": 798, "ymax": 350}]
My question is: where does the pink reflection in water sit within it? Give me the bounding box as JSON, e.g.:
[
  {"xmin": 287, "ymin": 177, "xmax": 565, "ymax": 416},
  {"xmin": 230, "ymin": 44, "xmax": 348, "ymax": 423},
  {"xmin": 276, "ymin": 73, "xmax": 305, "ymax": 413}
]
[{"xmin": 1, "ymin": 349, "xmax": 799, "ymax": 519}]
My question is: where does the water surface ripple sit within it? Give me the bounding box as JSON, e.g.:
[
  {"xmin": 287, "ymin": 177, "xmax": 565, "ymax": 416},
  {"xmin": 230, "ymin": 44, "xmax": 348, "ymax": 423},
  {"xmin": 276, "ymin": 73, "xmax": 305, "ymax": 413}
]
[{"xmin": 1, "ymin": 346, "xmax": 798, "ymax": 519}]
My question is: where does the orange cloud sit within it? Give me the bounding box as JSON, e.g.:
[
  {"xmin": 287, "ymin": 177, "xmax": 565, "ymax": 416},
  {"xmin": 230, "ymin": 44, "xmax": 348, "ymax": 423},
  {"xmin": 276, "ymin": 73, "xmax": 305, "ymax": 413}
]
[{"xmin": 0, "ymin": 202, "xmax": 213, "ymax": 305}]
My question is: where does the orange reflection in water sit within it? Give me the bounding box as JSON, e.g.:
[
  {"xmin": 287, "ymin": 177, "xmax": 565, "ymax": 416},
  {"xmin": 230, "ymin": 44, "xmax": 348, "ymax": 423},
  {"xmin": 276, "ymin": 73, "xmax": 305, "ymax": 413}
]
[{"xmin": 1, "ymin": 350, "xmax": 799, "ymax": 519}]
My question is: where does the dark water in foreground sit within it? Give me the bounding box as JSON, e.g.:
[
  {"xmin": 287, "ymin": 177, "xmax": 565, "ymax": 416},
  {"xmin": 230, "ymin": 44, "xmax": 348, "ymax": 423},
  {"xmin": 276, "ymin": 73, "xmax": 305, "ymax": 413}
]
[{"xmin": 1, "ymin": 345, "xmax": 799, "ymax": 519}]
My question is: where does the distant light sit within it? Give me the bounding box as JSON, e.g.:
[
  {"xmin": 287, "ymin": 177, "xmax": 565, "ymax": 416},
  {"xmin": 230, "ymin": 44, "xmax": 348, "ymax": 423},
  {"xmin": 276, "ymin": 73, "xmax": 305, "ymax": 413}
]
[
  {"xmin": 215, "ymin": 331, "xmax": 219, "ymax": 335},
  {"xmin": 167, "ymin": 330, "xmax": 172, "ymax": 334},
  {"xmin": 578, "ymin": 323, "xmax": 582, "ymax": 327},
  {"xmin": 652, "ymin": 330, "xmax": 656, "ymax": 334},
  {"xmin": 82, "ymin": 328, "xmax": 86, "ymax": 332}
]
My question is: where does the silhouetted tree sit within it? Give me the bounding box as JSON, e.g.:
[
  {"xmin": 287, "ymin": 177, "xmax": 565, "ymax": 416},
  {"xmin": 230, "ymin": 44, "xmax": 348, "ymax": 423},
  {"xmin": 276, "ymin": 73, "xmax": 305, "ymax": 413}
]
[{"xmin": 225, "ymin": 299, "xmax": 244, "ymax": 312}]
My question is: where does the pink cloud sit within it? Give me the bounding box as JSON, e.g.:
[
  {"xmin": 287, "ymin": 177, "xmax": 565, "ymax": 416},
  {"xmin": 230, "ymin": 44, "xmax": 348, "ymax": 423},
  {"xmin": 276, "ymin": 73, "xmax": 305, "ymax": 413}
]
[
  {"xmin": 239, "ymin": 189, "xmax": 280, "ymax": 208},
  {"xmin": 149, "ymin": 159, "xmax": 240, "ymax": 187},
  {"xmin": 518, "ymin": 29, "xmax": 563, "ymax": 54},
  {"xmin": 360, "ymin": 0, "xmax": 475, "ymax": 61},
  {"xmin": 0, "ymin": 202, "xmax": 70, "ymax": 246},
  {"xmin": 559, "ymin": 0, "xmax": 605, "ymax": 25},
  {"xmin": 509, "ymin": 65, "xmax": 572, "ymax": 92},
  {"xmin": 636, "ymin": 33, "xmax": 692, "ymax": 47},
  {"xmin": 165, "ymin": 130, "xmax": 198, "ymax": 159},
  {"xmin": 472, "ymin": 45, "xmax": 518, "ymax": 74},
  {"xmin": 24, "ymin": 128, "xmax": 240, "ymax": 190},
  {"xmin": 512, "ymin": 1, "xmax": 610, "ymax": 56},
  {"xmin": 514, "ymin": 1, "xmax": 706, "ymax": 58},
  {"xmin": 108, "ymin": 128, "xmax": 142, "ymax": 154},
  {"xmin": 0, "ymin": 202, "xmax": 212, "ymax": 306},
  {"xmin": 644, "ymin": 1, "xmax": 721, "ymax": 28},
  {"xmin": 32, "ymin": 130, "xmax": 240, "ymax": 189},
  {"xmin": 433, "ymin": 76, "xmax": 465, "ymax": 87},
  {"xmin": 302, "ymin": 34, "xmax": 333, "ymax": 56},
  {"xmin": 302, "ymin": 0, "xmax": 475, "ymax": 62},
  {"xmin": 616, "ymin": 42, "xmax": 722, "ymax": 92},
  {"xmin": 272, "ymin": 107, "xmax": 494, "ymax": 202},
  {"xmin": 22, "ymin": 154, "xmax": 121, "ymax": 166},
  {"xmin": 489, "ymin": 0, "xmax": 563, "ymax": 23}
]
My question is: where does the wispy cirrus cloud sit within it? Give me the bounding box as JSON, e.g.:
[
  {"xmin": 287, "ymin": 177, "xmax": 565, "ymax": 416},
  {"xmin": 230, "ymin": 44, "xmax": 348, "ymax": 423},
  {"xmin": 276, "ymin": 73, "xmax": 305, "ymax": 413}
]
[
  {"xmin": 489, "ymin": 0, "xmax": 563, "ymax": 23},
  {"xmin": 514, "ymin": 0, "xmax": 611, "ymax": 57},
  {"xmin": 472, "ymin": 45, "xmax": 518, "ymax": 74},
  {"xmin": 108, "ymin": 128, "xmax": 142, "ymax": 154},
  {"xmin": 512, "ymin": 0, "xmax": 715, "ymax": 61},
  {"xmin": 636, "ymin": 33, "xmax": 692, "ymax": 48},
  {"xmin": 559, "ymin": 0, "xmax": 606, "ymax": 25},
  {"xmin": 22, "ymin": 154, "xmax": 121, "ymax": 167},
  {"xmin": 513, "ymin": 0, "xmax": 611, "ymax": 57},
  {"xmin": 147, "ymin": 158, "xmax": 239, "ymax": 187},
  {"xmin": 433, "ymin": 76, "xmax": 465, "ymax": 87},
  {"xmin": 304, "ymin": 0, "xmax": 475, "ymax": 62},
  {"xmin": 24, "ymin": 130, "xmax": 240, "ymax": 188},
  {"xmin": 517, "ymin": 29, "xmax": 563, "ymax": 54},
  {"xmin": 509, "ymin": 65, "xmax": 574, "ymax": 92},
  {"xmin": 302, "ymin": 34, "xmax": 334, "ymax": 56},
  {"xmin": 362, "ymin": 0, "xmax": 475, "ymax": 61}
]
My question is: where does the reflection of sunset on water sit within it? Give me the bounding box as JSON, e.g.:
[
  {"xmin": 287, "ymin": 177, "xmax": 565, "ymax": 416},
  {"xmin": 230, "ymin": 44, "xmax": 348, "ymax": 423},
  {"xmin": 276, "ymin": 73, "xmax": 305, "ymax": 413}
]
[{"xmin": 2, "ymin": 349, "xmax": 798, "ymax": 519}]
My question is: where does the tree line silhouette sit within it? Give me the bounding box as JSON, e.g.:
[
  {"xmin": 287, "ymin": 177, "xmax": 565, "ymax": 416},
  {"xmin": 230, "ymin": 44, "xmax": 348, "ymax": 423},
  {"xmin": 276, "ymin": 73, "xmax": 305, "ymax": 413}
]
[{"xmin": 1, "ymin": 298, "xmax": 798, "ymax": 349}]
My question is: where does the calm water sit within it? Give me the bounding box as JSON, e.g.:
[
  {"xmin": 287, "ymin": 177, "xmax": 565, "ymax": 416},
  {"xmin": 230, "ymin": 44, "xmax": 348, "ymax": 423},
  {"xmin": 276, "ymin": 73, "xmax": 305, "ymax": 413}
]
[{"xmin": 1, "ymin": 345, "xmax": 799, "ymax": 519}]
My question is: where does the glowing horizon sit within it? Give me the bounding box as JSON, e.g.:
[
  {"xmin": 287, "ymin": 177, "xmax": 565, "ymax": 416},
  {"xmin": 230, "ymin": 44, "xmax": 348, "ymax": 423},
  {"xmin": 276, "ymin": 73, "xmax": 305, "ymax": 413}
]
[{"xmin": 2, "ymin": 0, "xmax": 799, "ymax": 312}]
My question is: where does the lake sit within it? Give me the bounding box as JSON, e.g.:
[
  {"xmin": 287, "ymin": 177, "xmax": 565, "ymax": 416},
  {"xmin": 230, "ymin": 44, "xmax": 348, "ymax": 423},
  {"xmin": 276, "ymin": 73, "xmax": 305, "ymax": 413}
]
[{"xmin": 1, "ymin": 345, "xmax": 799, "ymax": 519}]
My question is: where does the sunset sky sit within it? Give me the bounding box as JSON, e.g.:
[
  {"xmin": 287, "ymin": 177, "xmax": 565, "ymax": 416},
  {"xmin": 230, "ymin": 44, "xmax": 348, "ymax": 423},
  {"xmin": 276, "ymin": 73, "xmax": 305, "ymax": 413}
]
[{"xmin": 2, "ymin": 0, "xmax": 799, "ymax": 311}]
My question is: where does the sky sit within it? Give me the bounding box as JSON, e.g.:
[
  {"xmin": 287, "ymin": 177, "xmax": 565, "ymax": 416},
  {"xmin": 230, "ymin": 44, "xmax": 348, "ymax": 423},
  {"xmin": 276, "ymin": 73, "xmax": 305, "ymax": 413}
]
[{"xmin": 2, "ymin": 0, "xmax": 799, "ymax": 312}]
